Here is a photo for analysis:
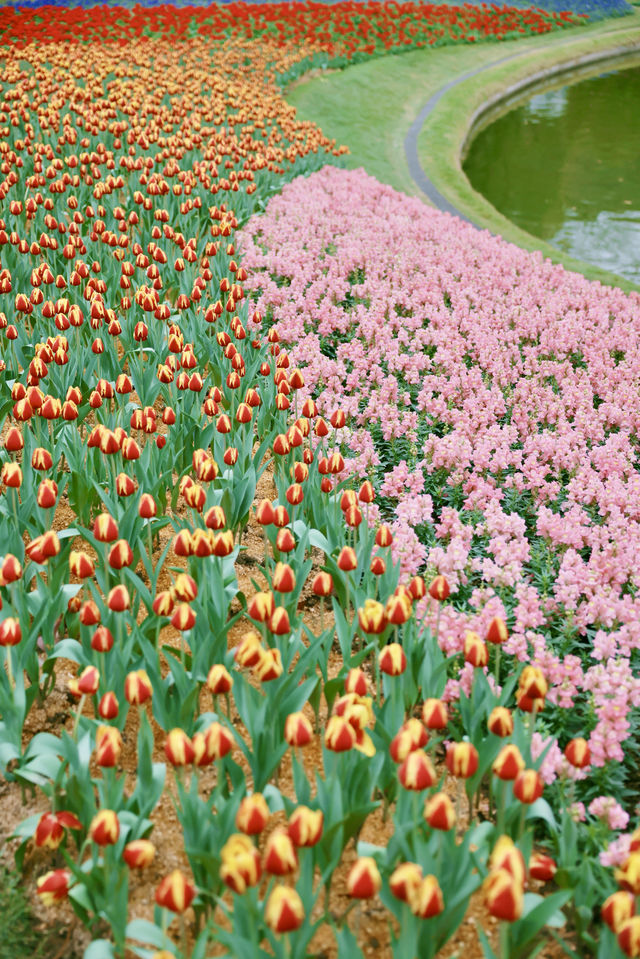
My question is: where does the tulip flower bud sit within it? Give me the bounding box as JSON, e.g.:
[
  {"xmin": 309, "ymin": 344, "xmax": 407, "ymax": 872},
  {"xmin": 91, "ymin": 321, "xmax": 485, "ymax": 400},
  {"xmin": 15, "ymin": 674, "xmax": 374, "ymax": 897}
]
[
  {"xmin": 254, "ymin": 647, "xmax": 283, "ymax": 681},
  {"xmin": 93, "ymin": 512, "xmax": 118, "ymax": 542},
  {"xmin": 421, "ymin": 698, "xmax": 448, "ymax": 730},
  {"xmin": 171, "ymin": 602, "xmax": 196, "ymax": 632},
  {"xmin": 284, "ymin": 711, "xmax": 313, "ymax": 748},
  {"xmin": 36, "ymin": 868, "xmax": 72, "ymax": 906},
  {"xmin": 488, "ymin": 706, "xmax": 514, "ymax": 737},
  {"xmin": 358, "ymin": 599, "xmax": 387, "ymax": 635},
  {"xmin": 325, "ymin": 715, "xmax": 357, "ymax": 752},
  {"xmin": 379, "ymin": 643, "xmax": 406, "ymax": 676},
  {"xmin": 124, "ymin": 669, "xmax": 153, "ymax": 705},
  {"xmin": 347, "ymin": 857, "xmax": 382, "ymax": 899},
  {"xmin": 207, "ymin": 664, "xmax": 232, "ymax": 695},
  {"xmin": 486, "ymin": 616, "xmax": 509, "ymax": 645},
  {"xmin": 616, "ymin": 854, "xmax": 640, "ymax": 896},
  {"xmin": 95, "ymin": 725, "xmax": 123, "ymax": 767},
  {"xmin": 267, "ymin": 606, "xmax": 290, "ymax": 636},
  {"xmin": 272, "ymin": 562, "xmax": 296, "ymax": 593},
  {"xmin": 98, "ymin": 691, "xmax": 119, "ymax": 720},
  {"xmin": 220, "ymin": 834, "xmax": 262, "ymax": 893},
  {"xmin": 0, "ymin": 554, "xmax": 22, "ymax": 585},
  {"xmin": 529, "ymin": 853, "xmax": 557, "ymax": 883},
  {"xmin": 565, "ymin": 737, "xmax": 591, "ymax": 768},
  {"xmin": 493, "ymin": 744, "xmax": 525, "ymax": 781},
  {"xmin": 0, "ymin": 617, "xmax": 21, "ymax": 646},
  {"xmin": 138, "ymin": 493, "xmax": 157, "ymax": 519},
  {"xmin": 390, "ymin": 862, "xmax": 423, "ymax": 903},
  {"xmin": 165, "ymin": 728, "xmax": 195, "ymax": 766},
  {"xmin": 37, "ymin": 478, "xmax": 58, "ymax": 509},
  {"xmin": 518, "ymin": 665, "xmax": 548, "ymax": 700},
  {"xmin": 155, "ymin": 871, "xmax": 196, "ymax": 913},
  {"xmin": 463, "ymin": 630, "xmax": 488, "ymax": 668},
  {"xmin": 618, "ymin": 917, "xmax": 640, "ymax": 957},
  {"xmin": 490, "ymin": 835, "xmax": 527, "ymax": 888},
  {"xmin": 76, "ymin": 665, "xmax": 100, "ymax": 696},
  {"xmin": 398, "ymin": 750, "xmax": 436, "ymax": 791},
  {"xmin": 345, "ymin": 668, "xmax": 368, "ymax": 696},
  {"xmin": 107, "ymin": 584, "xmax": 130, "ymax": 612},
  {"xmin": 428, "ymin": 575, "xmax": 450, "ymax": 601},
  {"xmin": 89, "ymin": 809, "xmax": 120, "ymax": 846},
  {"xmin": 375, "ymin": 524, "xmax": 393, "ymax": 548},
  {"xmin": 69, "ymin": 550, "xmax": 95, "ymax": 579},
  {"xmin": 236, "ymin": 793, "xmax": 270, "ymax": 835},
  {"xmin": 514, "ymin": 769, "xmax": 544, "ymax": 804},
  {"xmin": 312, "ymin": 572, "xmax": 333, "ymax": 596},
  {"xmin": 424, "ymin": 792, "xmax": 456, "ymax": 831},
  {"xmin": 123, "ymin": 839, "xmax": 155, "ymax": 869},
  {"xmin": 235, "ymin": 631, "xmax": 263, "ymax": 668},
  {"xmin": 265, "ymin": 885, "xmax": 304, "ymax": 934},
  {"xmin": 390, "ymin": 719, "xmax": 428, "ymax": 763},
  {"xmin": 287, "ymin": 806, "xmax": 323, "ymax": 847},
  {"xmin": 386, "ymin": 592, "xmax": 412, "ymax": 625},
  {"xmin": 263, "ymin": 829, "xmax": 298, "ymax": 876},
  {"xmin": 198, "ymin": 722, "xmax": 234, "ymax": 763},
  {"xmin": 602, "ymin": 890, "xmax": 636, "ymax": 933},
  {"xmin": 484, "ymin": 868, "xmax": 523, "ymax": 921},
  {"xmin": 4, "ymin": 426, "xmax": 23, "ymax": 452},
  {"xmin": 408, "ymin": 575, "xmax": 426, "ymax": 600},
  {"xmin": 275, "ymin": 528, "xmax": 296, "ymax": 553},
  {"xmin": 337, "ymin": 546, "xmax": 357, "ymax": 571},
  {"xmin": 408, "ymin": 875, "xmax": 445, "ymax": 919},
  {"xmin": 445, "ymin": 741, "xmax": 479, "ymax": 779}
]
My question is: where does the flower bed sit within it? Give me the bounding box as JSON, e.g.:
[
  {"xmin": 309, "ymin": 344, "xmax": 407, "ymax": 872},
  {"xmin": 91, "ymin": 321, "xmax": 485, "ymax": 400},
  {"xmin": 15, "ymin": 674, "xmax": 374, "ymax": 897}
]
[{"xmin": 0, "ymin": 4, "xmax": 639, "ymax": 959}]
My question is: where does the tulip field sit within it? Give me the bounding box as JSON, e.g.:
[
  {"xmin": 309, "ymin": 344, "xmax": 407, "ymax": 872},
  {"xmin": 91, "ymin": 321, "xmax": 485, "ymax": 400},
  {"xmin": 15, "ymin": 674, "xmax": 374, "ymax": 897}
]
[{"xmin": 1, "ymin": 1, "xmax": 640, "ymax": 957}]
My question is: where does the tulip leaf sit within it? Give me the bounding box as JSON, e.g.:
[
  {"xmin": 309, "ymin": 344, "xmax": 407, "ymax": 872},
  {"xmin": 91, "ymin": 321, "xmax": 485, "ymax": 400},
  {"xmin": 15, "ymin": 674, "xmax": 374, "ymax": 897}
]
[
  {"xmin": 126, "ymin": 918, "xmax": 176, "ymax": 951},
  {"xmin": 334, "ymin": 924, "xmax": 366, "ymax": 959},
  {"xmin": 84, "ymin": 939, "xmax": 117, "ymax": 959}
]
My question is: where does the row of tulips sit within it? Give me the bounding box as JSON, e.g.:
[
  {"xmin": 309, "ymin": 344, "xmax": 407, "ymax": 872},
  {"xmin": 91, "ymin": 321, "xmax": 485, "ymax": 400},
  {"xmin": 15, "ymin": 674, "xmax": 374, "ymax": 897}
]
[{"xmin": 0, "ymin": 4, "xmax": 636, "ymax": 959}]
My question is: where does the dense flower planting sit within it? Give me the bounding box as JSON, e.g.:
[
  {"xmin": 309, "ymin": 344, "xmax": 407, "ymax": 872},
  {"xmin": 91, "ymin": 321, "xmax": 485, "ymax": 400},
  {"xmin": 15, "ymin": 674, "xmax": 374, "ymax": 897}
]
[{"xmin": 0, "ymin": 3, "xmax": 639, "ymax": 959}]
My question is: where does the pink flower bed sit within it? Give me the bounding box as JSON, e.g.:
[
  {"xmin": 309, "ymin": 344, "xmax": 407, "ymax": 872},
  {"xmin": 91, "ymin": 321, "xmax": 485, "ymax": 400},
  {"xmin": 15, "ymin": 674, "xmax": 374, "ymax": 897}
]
[{"xmin": 239, "ymin": 165, "xmax": 640, "ymax": 770}]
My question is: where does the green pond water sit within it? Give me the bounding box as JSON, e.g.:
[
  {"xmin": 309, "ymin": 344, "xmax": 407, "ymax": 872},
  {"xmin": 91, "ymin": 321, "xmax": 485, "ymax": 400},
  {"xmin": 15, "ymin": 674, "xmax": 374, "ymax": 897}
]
[{"xmin": 463, "ymin": 62, "xmax": 640, "ymax": 285}]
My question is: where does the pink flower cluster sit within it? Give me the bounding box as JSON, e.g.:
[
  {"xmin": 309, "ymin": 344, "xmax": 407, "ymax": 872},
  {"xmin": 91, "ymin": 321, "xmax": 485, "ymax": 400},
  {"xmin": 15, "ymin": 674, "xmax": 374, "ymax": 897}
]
[{"xmin": 239, "ymin": 166, "xmax": 640, "ymax": 767}]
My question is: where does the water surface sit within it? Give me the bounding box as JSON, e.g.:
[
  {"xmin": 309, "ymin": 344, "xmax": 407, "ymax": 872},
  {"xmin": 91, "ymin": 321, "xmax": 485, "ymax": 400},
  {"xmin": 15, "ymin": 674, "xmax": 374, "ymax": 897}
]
[{"xmin": 463, "ymin": 62, "xmax": 640, "ymax": 284}]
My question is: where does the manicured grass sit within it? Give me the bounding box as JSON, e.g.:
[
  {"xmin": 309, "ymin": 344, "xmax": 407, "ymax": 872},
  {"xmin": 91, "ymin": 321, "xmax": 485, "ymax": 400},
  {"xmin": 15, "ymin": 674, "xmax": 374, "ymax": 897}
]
[{"xmin": 286, "ymin": 11, "xmax": 640, "ymax": 290}]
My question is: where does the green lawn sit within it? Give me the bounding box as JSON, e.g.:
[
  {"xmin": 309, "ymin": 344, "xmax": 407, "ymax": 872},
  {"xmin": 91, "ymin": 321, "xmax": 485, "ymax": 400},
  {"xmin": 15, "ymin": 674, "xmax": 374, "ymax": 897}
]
[{"xmin": 286, "ymin": 12, "xmax": 640, "ymax": 291}]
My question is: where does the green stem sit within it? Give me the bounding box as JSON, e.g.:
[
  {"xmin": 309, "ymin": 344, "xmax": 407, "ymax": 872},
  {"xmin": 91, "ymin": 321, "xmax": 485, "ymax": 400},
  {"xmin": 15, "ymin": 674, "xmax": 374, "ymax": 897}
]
[
  {"xmin": 72, "ymin": 693, "xmax": 87, "ymax": 740},
  {"xmin": 5, "ymin": 646, "xmax": 14, "ymax": 690}
]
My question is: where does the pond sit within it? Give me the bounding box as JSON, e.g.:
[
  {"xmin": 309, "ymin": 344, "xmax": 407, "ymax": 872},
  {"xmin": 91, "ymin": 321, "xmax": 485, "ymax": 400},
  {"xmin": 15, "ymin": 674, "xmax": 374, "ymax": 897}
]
[{"xmin": 463, "ymin": 60, "xmax": 640, "ymax": 285}]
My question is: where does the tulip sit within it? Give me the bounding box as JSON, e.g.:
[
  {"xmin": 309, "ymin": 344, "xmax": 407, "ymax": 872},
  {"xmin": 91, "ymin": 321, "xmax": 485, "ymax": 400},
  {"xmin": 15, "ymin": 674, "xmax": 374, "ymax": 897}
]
[
  {"xmin": 565, "ymin": 737, "xmax": 591, "ymax": 768},
  {"xmin": 35, "ymin": 811, "xmax": 81, "ymax": 850},
  {"xmin": 445, "ymin": 742, "xmax": 479, "ymax": 779},
  {"xmin": 345, "ymin": 668, "xmax": 368, "ymax": 696},
  {"xmin": 529, "ymin": 853, "xmax": 557, "ymax": 882},
  {"xmin": 602, "ymin": 891, "xmax": 635, "ymax": 933},
  {"xmin": 207, "ymin": 664, "xmax": 232, "ymax": 695},
  {"xmin": 0, "ymin": 554, "xmax": 22, "ymax": 585},
  {"xmin": 386, "ymin": 593, "xmax": 412, "ymax": 625},
  {"xmin": 288, "ymin": 806, "xmax": 323, "ymax": 847},
  {"xmin": 486, "ymin": 616, "xmax": 509, "ymax": 645},
  {"xmin": 69, "ymin": 551, "xmax": 95, "ymax": 579},
  {"xmin": 424, "ymin": 792, "xmax": 456, "ymax": 831},
  {"xmin": 76, "ymin": 665, "xmax": 100, "ymax": 696},
  {"xmin": 409, "ymin": 875, "xmax": 445, "ymax": 919},
  {"xmin": 197, "ymin": 722, "xmax": 234, "ymax": 763},
  {"xmin": 619, "ymin": 917, "xmax": 640, "ymax": 957},
  {"xmin": 236, "ymin": 793, "xmax": 270, "ymax": 835},
  {"xmin": 265, "ymin": 886, "xmax": 304, "ymax": 934},
  {"xmin": 490, "ymin": 836, "xmax": 526, "ymax": 888},
  {"xmin": 255, "ymin": 499, "xmax": 274, "ymax": 525},
  {"xmin": 220, "ymin": 834, "xmax": 262, "ymax": 893},
  {"xmin": 493, "ymin": 744, "xmax": 525, "ymax": 781},
  {"xmin": 375, "ymin": 525, "xmax": 393, "ymax": 548},
  {"xmin": 616, "ymin": 854, "xmax": 640, "ymax": 896},
  {"xmin": 337, "ymin": 546, "xmax": 357, "ymax": 571},
  {"xmin": 98, "ymin": 692, "xmax": 119, "ymax": 720},
  {"xmin": 347, "ymin": 857, "xmax": 382, "ymax": 898},
  {"xmin": 89, "ymin": 809, "xmax": 120, "ymax": 846},
  {"xmin": 284, "ymin": 711, "xmax": 313, "ymax": 748},
  {"xmin": 370, "ymin": 556, "xmax": 386, "ymax": 575},
  {"xmin": 358, "ymin": 599, "xmax": 387, "ymax": 635},
  {"xmin": 379, "ymin": 643, "xmax": 406, "ymax": 676},
  {"xmin": 398, "ymin": 750, "xmax": 436, "ymax": 791},
  {"xmin": 0, "ymin": 617, "xmax": 21, "ymax": 646},
  {"xmin": 325, "ymin": 715, "xmax": 357, "ymax": 752},
  {"xmin": 484, "ymin": 868, "xmax": 523, "ymax": 921},
  {"xmin": 263, "ymin": 829, "xmax": 298, "ymax": 876},
  {"xmin": 124, "ymin": 669, "xmax": 152, "ymax": 705},
  {"xmin": 513, "ymin": 769, "xmax": 544, "ymax": 804},
  {"xmin": 235, "ymin": 632, "xmax": 263, "ymax": 668},
  {"xmin": 488, "ymin": 706, "xmax": 514, "ymax": 737},
  {"xmin": 107, "ymin": 584, "xmax": 130, "ymax": 612},
  {"xmin": 36, "ymin": 869, "xmax": 72, "ymax": 906},
  {"xmin": 311, "ymin": 572, "xmax": 333, "ymax": 596},
  {"xmin": 155, "ymin": 871, "xmax": 196, "ymax": 913},
  {"xmin": 123, "ymin": 839, "xmax": 155, "ymax": 869},
  {"xmin": 171, "ymin": 603, "xmax": 196, "ymax": 631},
  {"xmin": 518, "ymin": 665, "xmax": 547, "ymax": 700},
  {"xmin": 254, "ymin": 647, "xmax": 283, "ymax": 681},
  {"xmin": 165, "ymin": 728, "xmax": 195, "ymax": 766},
  {"xmin": 272, "ymin": 562, "xmax": 296, "ymax": 593},
  {"xmin": 428, "ymin": 576, "xmax": 450, "ymax": 601},
  {"xmin": 390, "ymin": 862, "xmax": 423, "ymax": 903},
  {"xmin": 247, "ymin": 590, "xmax": 275, "ymax": 623},
  {"xmin": 389, "ymin": 719, "xmax": 428, "ymax": 763},
  {"xmin": 275, "ymin": 528, "xmax": 296, "ymax": 552},
  {"xmin": 422, "ymin": 698, "xmax": 448, "ymax": 730},
  {"xmin": 108, "ymin": 539, "xmax": 133, "ymax": 570}
]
